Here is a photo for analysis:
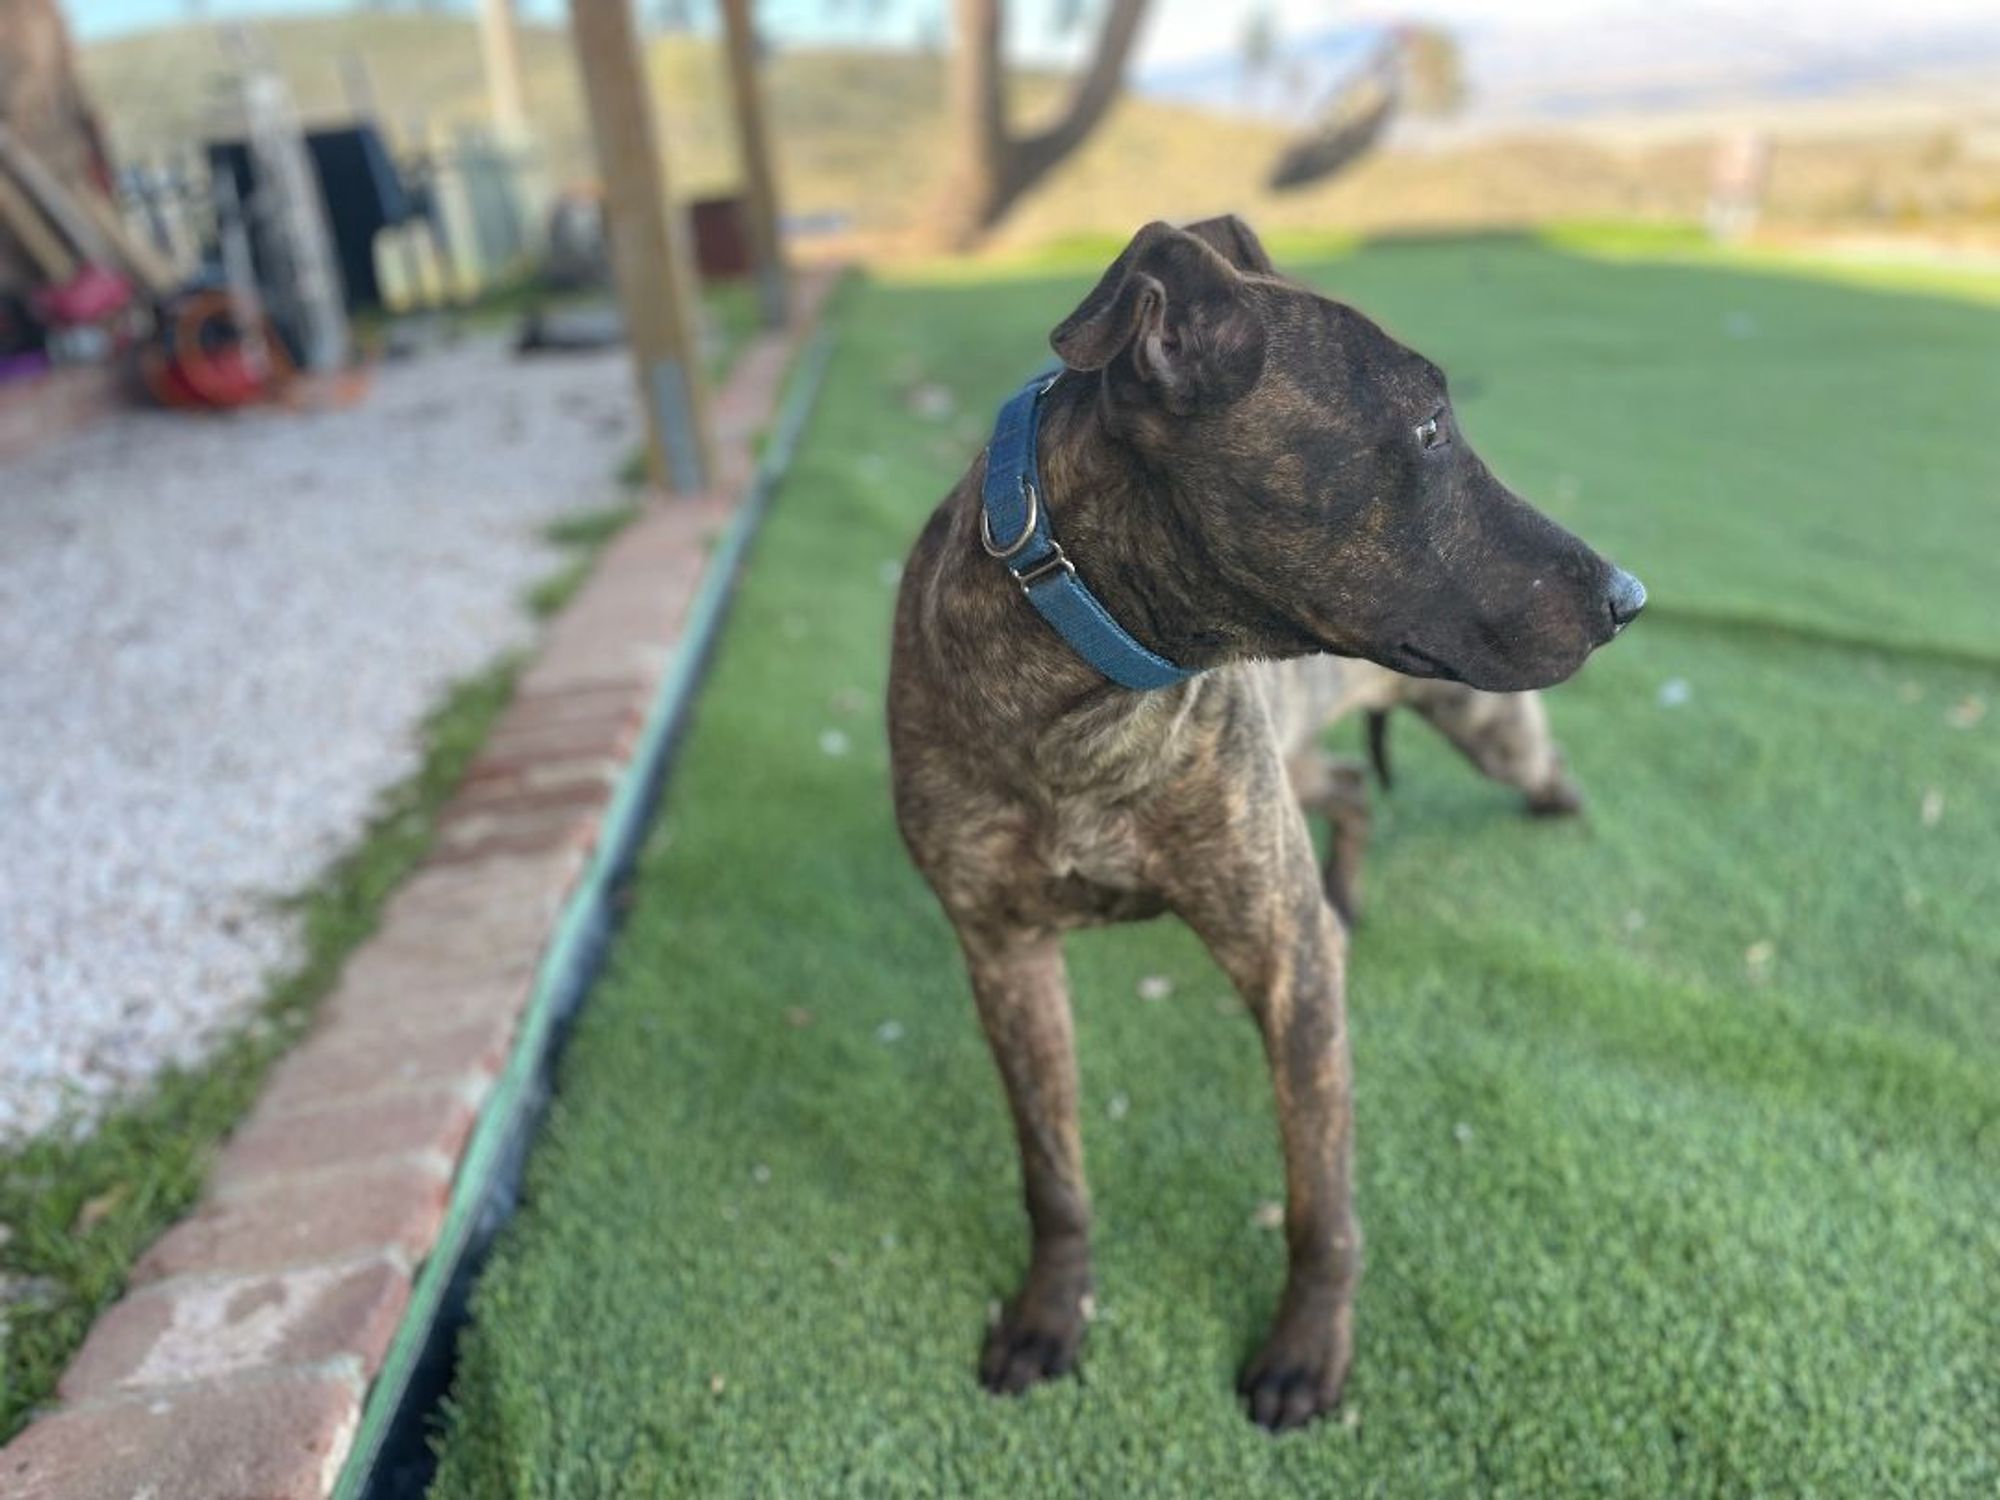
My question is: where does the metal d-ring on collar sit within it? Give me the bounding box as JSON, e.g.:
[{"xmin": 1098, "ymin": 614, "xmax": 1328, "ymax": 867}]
[
  {"xmin": 976, "ymin": 371, "xmax": 1195, "ymax": 692},
  {"xmin": 978, "ymin": 473, "xmax": 1039, "ymax": 560},
  {"xmin": 981, "ymin": 476, "xmax": 1078, "ymax": 591}
]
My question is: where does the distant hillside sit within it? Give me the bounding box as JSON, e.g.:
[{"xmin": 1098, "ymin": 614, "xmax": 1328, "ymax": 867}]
[
  {"xmin": 78, "ymin": 14, "xmax": 1298, "ymax": 247},
  {"xmin": 1142, "ymin": 16, "xmax": 2000, "ymax": 139},
  {"xmin": 80, "ymin": 15, "xmax": 2000, "ymax": 252}
]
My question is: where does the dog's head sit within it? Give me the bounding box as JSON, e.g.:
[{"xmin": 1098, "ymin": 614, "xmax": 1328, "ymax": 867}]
[{"xmin": 1050, "ymin": 217, "xmax": 1645, "ymax": 692}]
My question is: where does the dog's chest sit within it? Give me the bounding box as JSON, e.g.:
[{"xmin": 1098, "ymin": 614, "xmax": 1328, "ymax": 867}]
[
  {"xmin": 1027, "ymin": 696, "xmax": 1200, "ymax": 895},
  {"xmin": 1039, "ymin": 795, "xmax": 1152, "ymax": 892}
]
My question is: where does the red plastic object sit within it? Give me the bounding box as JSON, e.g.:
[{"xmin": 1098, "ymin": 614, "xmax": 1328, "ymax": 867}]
[
  {"xmin": 34, "ymin": 265, "xmax": 133, "ymax": 327},
  {"xmin": 177, "ymin": 345, "xmax": 266, "ymax": 409}
]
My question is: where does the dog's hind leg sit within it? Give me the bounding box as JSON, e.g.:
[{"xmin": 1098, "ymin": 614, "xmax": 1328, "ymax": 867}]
[
  {"xmin": 957, "ymin": 924, "xmax": 1095, "ymax": 1396},
  {"xmin": 1286, "ymin": 749, "xmax": 1372, "ymax": 927},
  {"xmin": 1162, "ymin": 781, "xmax": 1359, "ymax": 1431},
  {"xmin": 1399, "ymin": 681, "xmax": 1585, "ymax": 816}
]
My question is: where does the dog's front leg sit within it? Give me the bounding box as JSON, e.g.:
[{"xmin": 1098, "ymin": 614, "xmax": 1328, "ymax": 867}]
[
  {"xmin": 957, "ymin": 924, "xmax": 1094, "ymax": 1396},
  {"xmin": 1168, "ymin": 803, "xmax": 1359, "ymax": 1431},
  {"xmin": 1400, "ymin": 681, "xmax": 1584, "ymax": 815}
]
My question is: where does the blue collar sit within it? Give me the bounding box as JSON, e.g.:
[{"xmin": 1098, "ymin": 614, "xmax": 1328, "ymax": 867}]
[{"xmin": 979, "ymin": 372, "xmax": 1196, "ymax": 691}]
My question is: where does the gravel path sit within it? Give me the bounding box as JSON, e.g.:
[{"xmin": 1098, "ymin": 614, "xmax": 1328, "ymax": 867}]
[{"xmin": 0, "ymin": 338, "xmax": 638, "ymax": 1143}]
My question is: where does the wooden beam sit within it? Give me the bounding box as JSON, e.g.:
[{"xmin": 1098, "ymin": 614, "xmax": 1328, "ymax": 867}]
[
  {"xmin": 0, "ymin": 170, "xmax": 78, "ymax": 284},
  {"xmin": 476, "ymin": 0, "xmax": 530, "ymax": 139},
  {"xmin": 718, "ymin": 0, "xmax": 788, "ymax": 328},
  {"xmin": 566, "ymin": 0, "xmax": 713, "ymax": 493}
]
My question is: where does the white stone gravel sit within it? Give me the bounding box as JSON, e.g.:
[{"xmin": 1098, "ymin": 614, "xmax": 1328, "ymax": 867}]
[{"xmin": 0, "ymin": 337, "xmax": 638, "ymax": 1143}]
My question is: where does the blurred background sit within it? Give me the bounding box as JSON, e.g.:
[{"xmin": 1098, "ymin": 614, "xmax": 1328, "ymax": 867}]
[
  {"xmin": 9, "ymin": 0, "xmax": 2000, "ymax": 315},
  {"xmin": 5, "ymin": 0, "xmax": 1997, "ymax": 459}
]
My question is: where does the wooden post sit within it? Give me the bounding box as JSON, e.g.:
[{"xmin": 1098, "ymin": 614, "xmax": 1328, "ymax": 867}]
[
  {"xmin": 476, "ymin": 0, "xmax": 530, "ymax": 139},
  {"xmin": 719, "ymin": 0, "xmax": 788, "ymax": 328},
  {"xmin": 474, "ymin": 0, "xmax": 550, "ymax": 276},
  {"xmin": 567, "ymin": 0, "xmax": 713, "ymax": 492}
]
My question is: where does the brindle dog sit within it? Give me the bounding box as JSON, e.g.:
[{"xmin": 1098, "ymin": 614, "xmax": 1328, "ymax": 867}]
[{"xmin": 887, "ymin": 216, "xmax": 1644, "ymax": 1431}]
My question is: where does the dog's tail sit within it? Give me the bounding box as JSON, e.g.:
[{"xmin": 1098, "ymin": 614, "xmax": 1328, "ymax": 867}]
[{"xmin": 1366, "ymin": 709, "xmax": 1394, "ymax": 791}]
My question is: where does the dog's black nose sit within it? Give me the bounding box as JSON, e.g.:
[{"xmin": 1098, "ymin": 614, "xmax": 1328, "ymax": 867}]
[{"xmin": 1606, "ymin": 567, "xmax": 1647, "ymax": 631}]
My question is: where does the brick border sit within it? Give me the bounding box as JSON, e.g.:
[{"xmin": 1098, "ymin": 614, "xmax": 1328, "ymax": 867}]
[{"xmin": 1, "ymin": 269, "xmax": 841, "ymax": 1500}]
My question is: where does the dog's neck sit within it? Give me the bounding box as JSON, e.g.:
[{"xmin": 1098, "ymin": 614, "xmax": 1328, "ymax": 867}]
[
  {"xmin": 922, "ymin": 370, "xmax": 1332, "ymax": 773},
  {"xmin": 1024, "ymin": 373, "xmax": 1314, "ymax": 675},
  {"xmin": 919, "ymin": 375, "xmax": 1319, "ymax": 783}
]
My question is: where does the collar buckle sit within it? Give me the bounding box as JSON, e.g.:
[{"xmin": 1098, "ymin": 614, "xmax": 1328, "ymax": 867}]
[{"xmin": 1014, "ymin": 542, "xmax": 1076, "ymax": 593}]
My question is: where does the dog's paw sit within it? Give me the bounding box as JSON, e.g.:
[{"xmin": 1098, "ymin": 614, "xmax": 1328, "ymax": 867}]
[
  {"xmin": 1238, "ymin": 1304, "xmax": 1352, "ymax": 1432},
  {"xmin": 978, "ymin": 1278, "xmax": 1090, "ymax": 1396},
  {"xmin": 1524, "ymin": 773, "xmax": 1585, "ymax": 818}
]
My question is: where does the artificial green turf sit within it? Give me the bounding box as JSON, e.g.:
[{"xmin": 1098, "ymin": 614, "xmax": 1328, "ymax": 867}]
[{"xmin": 427, "ymin": 240, "xmax": 1999, "ymax": 1497}]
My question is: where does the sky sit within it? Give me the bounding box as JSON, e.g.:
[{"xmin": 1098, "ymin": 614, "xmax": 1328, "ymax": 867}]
[{"xmin": 68, "ymin": 0, "xmax": 2000, "ymax": 71}]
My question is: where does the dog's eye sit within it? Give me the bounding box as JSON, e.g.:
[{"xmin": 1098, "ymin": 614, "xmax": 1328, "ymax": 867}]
[{"xmin": 1415, "ymin": 413, "xmax": 1448, "ymax": 451}]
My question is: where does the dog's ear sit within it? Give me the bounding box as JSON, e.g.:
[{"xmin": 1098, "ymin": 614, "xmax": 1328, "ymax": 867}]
[
  {"xmin": 1048, "ymin": 221, "xmax": 1180, "ymax": 372},
  {"xmin": 1049, "ymin": 221, "xmax": 1266, "ymax": 411},
  {"xmin": 1180, "ymin": 214, "xmax": 1275, "ymax": 275}
]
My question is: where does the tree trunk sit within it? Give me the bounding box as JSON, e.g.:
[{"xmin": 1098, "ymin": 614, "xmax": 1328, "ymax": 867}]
[{"xmin": 933, "ymin": 0, "xmax": 1150, "ymax": 251}]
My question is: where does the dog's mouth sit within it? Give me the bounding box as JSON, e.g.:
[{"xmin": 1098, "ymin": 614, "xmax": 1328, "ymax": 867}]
[
  {"xmin": 1300, "ymin": 612, "xmax": 1465, "ymax": 683},
  {"xmin": 1387, "ymin": 641, "xmax": 1461, "ymax": 681}
]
